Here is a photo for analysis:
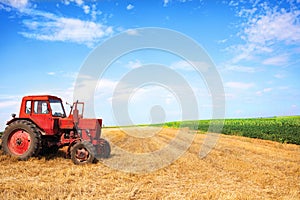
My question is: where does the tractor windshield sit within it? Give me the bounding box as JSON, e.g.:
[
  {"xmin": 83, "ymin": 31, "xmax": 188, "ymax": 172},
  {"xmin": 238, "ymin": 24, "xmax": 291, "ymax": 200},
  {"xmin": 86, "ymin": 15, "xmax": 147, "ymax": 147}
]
[{"xmin": 50, "ymin": 99, "xmax": 66, "ymax": 117}]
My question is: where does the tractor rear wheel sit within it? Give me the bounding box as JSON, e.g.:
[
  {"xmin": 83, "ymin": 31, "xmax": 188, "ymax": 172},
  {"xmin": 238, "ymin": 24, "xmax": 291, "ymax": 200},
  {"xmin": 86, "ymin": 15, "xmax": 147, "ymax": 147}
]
[
  {"xmin": 1, "ymin": 120, "xmax": 41, "ymax": 160},
  {"xmin": 96, "ymin": 138, "xmax": 111, "ymax": 158},
  {"xmin": 70, "ymin": 141, "xmax": 95, "ymax": 164}
]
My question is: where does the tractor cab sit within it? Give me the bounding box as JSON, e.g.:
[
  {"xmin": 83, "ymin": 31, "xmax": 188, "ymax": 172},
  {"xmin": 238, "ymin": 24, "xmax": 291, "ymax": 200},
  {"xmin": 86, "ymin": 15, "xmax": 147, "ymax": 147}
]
[
  {"xmin": 20, "ymin": 95, "xmax": 66, "ymax": 118},
  {"xmin": 18, "ymin": 95, "xmax": 67, "ymax": 134}
]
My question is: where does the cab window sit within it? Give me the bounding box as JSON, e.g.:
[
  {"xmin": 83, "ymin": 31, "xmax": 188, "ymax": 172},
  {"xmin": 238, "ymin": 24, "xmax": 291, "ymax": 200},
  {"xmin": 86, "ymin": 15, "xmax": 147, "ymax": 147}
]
[
  {"xmin": 34, "ymin": 101, "xmax": 49, "ymax": 114},
  {"xmin": 25, "ymin": 100, "xmax": 31, "ymax": 114},
  {"xmin": 49, "ymin": 99, "xmax": 66, "ymax": 117}
]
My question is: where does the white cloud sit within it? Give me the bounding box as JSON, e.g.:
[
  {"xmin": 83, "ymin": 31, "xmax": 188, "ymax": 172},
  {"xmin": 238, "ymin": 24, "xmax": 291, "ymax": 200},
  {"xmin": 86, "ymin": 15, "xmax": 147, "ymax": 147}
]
[
  {"xmin": 163, "ymin": 0, "xmax": 169, "ymax": 7},
  {"xmin": 274, "ymin": 73, "xmax": 286, "ymax": 79},
  {"xmin": 227, "ymin": 1, "xmax": 300, "ymax": 66},
  {"xmin": 0, "ymin": 100, "xmax": 19, "ymax": 109},
  {"xmin": 291, "ymin": 104, "xmax": 297, "ymax": 108},
  {"xmin": 46, "ymin": 70, "xmax": 78, "ymax": 79},
  {"xmin": 47, "ymin": 72, "xmax": 55, "ymax": 75},
  {"xmin": 263, "ymin": 88, "xmax": 272, "ymax": 92},
  {"xmin": 0, "ymin": 3, "xmax": 10, "ymax": 11},
  {"xmin": 225, "ymin": 82, "xmax": 255, "ymax": 89},
  {"xmin": 243, "ymin": 9, "xmax": 300, "ymax": 45},
  {"xmin": 72, "ymin": 74, "xmax": 99, "ymax": 110},
  {"xmin": 237, "ymin": 7, "xmax": 257, "ymax": 17},
  {"xmin": 91, "ymin": 4, "xmax": 99, "ymax": 21},
  {"xmin": 0, "ymin": 0, "xmax": 28, "ymax": 10},
  {"xmin": 170, "ymin": 60, "xmax": 192, "ymax": 71},
  {"xmin": 128, "ymin": 86, "xmax": 178, "ymax": 107},
  {"xmin": 224, "ymin": 65, "xmax": 258, "ymax": 73},
  {"xmin": 83, "ymin": 5, "xmax": 90, "ymax": 14},
  {"xmin": 126, "ymin": 60, "xmax": 142, "ymax": 69},
  {"xmin": 126, "ymin": 29, "xmax": 140, "ymax": 36},
  {"xmin": 217, "ymin": 38, "xmax": 228, "ymax": 44},
  {"xmin": 63, "ymin": 0, "xmax": 70, "ymax": 5},
  {"xmin": 228, "ymin": 0, "xmax": 239, "ymax": 7},
  {"xmin": 20, "ymin": 15, "xmax": 113, "ymax": 47},
  {"xmin": 61, "ymin": 0, "xmax": 98, "ymax": 20},
  {"xmin": 75, "ymin": 0, "xmax": 83, "ymax": 6},
  {"xmin": 256, "ymin": 89, "xmax": 267, "ymax": 96},
  {"xmin": 225, "ymin": 42, "xmax": 273, "ymax": 64},
  {"xmin": 126, "ymin": 4, "xmax": 134, "ymax": 10},
  {"xmin": 262, "ymin": 55, "xmax": 289, "ymax": 66},
  {"xmin": 1, "ymin": 0, "xmax": 109, "ymax": 46},
  {"xmin": 256, "ymin": 88, "xmax": 273, "ymax": 96},
  {"xmin": 96, "ymin": 79, "xmax": 118, "ymax": 94},
  {"xmin": 170, "ymin": 60, "xmax": 210, "ymax": 71}
]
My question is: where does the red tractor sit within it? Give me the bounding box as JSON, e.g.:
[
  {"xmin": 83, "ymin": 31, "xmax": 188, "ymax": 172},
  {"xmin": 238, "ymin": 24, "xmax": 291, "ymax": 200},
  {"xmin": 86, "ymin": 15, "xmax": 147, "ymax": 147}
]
[{"xmin": 1, "ymin": 95, "xmax": 110, "ymax": 164}]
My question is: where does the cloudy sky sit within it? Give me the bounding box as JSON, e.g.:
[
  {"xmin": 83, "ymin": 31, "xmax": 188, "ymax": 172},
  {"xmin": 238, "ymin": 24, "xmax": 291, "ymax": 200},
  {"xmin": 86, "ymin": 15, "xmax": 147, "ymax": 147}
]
[{"xmin": 0, "ymin": 0, "xmax": 300, "ymax": 129}]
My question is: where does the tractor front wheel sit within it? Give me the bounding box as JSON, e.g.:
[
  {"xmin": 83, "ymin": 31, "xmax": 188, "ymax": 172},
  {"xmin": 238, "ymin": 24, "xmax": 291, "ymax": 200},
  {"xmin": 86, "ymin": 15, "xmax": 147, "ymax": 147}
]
[
  {"xmin": 1, "ymin": 120, "xmax": 41, "ymax": 160},
  {"xmin": 70, "ymin": 141, "xmax": 95, "ymax": 164}
]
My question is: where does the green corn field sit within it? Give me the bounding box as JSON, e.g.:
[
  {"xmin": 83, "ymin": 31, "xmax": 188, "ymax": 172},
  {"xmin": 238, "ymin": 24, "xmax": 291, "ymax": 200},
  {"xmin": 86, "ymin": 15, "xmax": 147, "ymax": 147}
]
[{"xmin": 155, "ymin": 116, "xmax": 300, "ymax": 145}]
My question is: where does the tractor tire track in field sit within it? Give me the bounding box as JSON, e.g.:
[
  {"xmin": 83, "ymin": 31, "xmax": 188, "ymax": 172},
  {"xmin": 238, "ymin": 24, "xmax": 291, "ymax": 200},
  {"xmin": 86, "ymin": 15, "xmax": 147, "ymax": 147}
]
[{"xmin": 0, "ymin": 127, "xmax": 299, "ymax": 199}]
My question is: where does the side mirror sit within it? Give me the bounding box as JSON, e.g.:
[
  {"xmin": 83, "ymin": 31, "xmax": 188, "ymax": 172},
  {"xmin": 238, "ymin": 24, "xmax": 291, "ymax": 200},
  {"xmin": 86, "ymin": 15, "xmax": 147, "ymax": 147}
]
[{"xmin": 66, "ymin": 102, "xmax": 73, "ymax": 109}]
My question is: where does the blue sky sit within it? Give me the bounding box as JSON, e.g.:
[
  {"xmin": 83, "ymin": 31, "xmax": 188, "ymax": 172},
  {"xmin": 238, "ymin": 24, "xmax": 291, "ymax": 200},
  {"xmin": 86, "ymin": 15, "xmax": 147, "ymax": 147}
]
[{"xmin": 0, "ymin": 0, "xmax": 300, "ymax": 130}]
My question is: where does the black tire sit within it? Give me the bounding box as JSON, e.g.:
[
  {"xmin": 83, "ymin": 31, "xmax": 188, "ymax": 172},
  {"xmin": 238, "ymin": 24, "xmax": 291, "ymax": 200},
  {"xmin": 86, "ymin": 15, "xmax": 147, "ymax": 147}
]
[
  {"xmin": 1, "ymin": 120, "xmax": 41, "ymax": 160},
  {"xmin": 47, "ymin": 145, "xmax": 59, "ymax": 154},
  {"xmin": 40, "ymin": 136, "xmax": 60, "ymax": 155},
  {"xmin": 70, "ymin": 141, "xmax": 95, "ymax": 164},
  {"xmin": 96, "ymin": 138, "xmax": 111, "ymax": 159},
  {"xmin": 40, "ymin": 145, "xmax": 59, "ymax": 155}
]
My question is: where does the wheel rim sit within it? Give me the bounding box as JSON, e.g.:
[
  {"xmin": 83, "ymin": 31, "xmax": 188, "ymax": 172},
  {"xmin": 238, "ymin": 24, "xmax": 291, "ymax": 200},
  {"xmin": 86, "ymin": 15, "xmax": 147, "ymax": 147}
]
[
  {"xmin": 7, "ymin": 130, "xmax": 31, "ymax": 155},
  {"xmin": 75, "ymin": 147, "xmax": 89, "ymax": 162}
]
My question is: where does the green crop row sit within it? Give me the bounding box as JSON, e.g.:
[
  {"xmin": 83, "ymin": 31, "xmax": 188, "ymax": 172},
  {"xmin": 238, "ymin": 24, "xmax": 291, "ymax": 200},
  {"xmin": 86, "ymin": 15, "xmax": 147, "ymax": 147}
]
[{"xmin": 153, "ymin": 116, "xmax": 300, "ymax": 145}]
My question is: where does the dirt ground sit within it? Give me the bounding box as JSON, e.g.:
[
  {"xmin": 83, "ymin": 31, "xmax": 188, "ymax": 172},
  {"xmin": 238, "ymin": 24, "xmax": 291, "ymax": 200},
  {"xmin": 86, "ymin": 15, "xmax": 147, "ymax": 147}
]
[{"xmin": 0, "ymin": 127, "xmax": 299, "ymax": 200}]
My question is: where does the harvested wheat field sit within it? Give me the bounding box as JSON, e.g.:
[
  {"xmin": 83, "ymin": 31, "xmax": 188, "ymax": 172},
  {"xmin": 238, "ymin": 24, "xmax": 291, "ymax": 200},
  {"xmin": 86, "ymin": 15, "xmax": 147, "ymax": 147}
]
[{"xmin": 0, "ymin": 127, "xmax": 299, "ymax": 200}]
